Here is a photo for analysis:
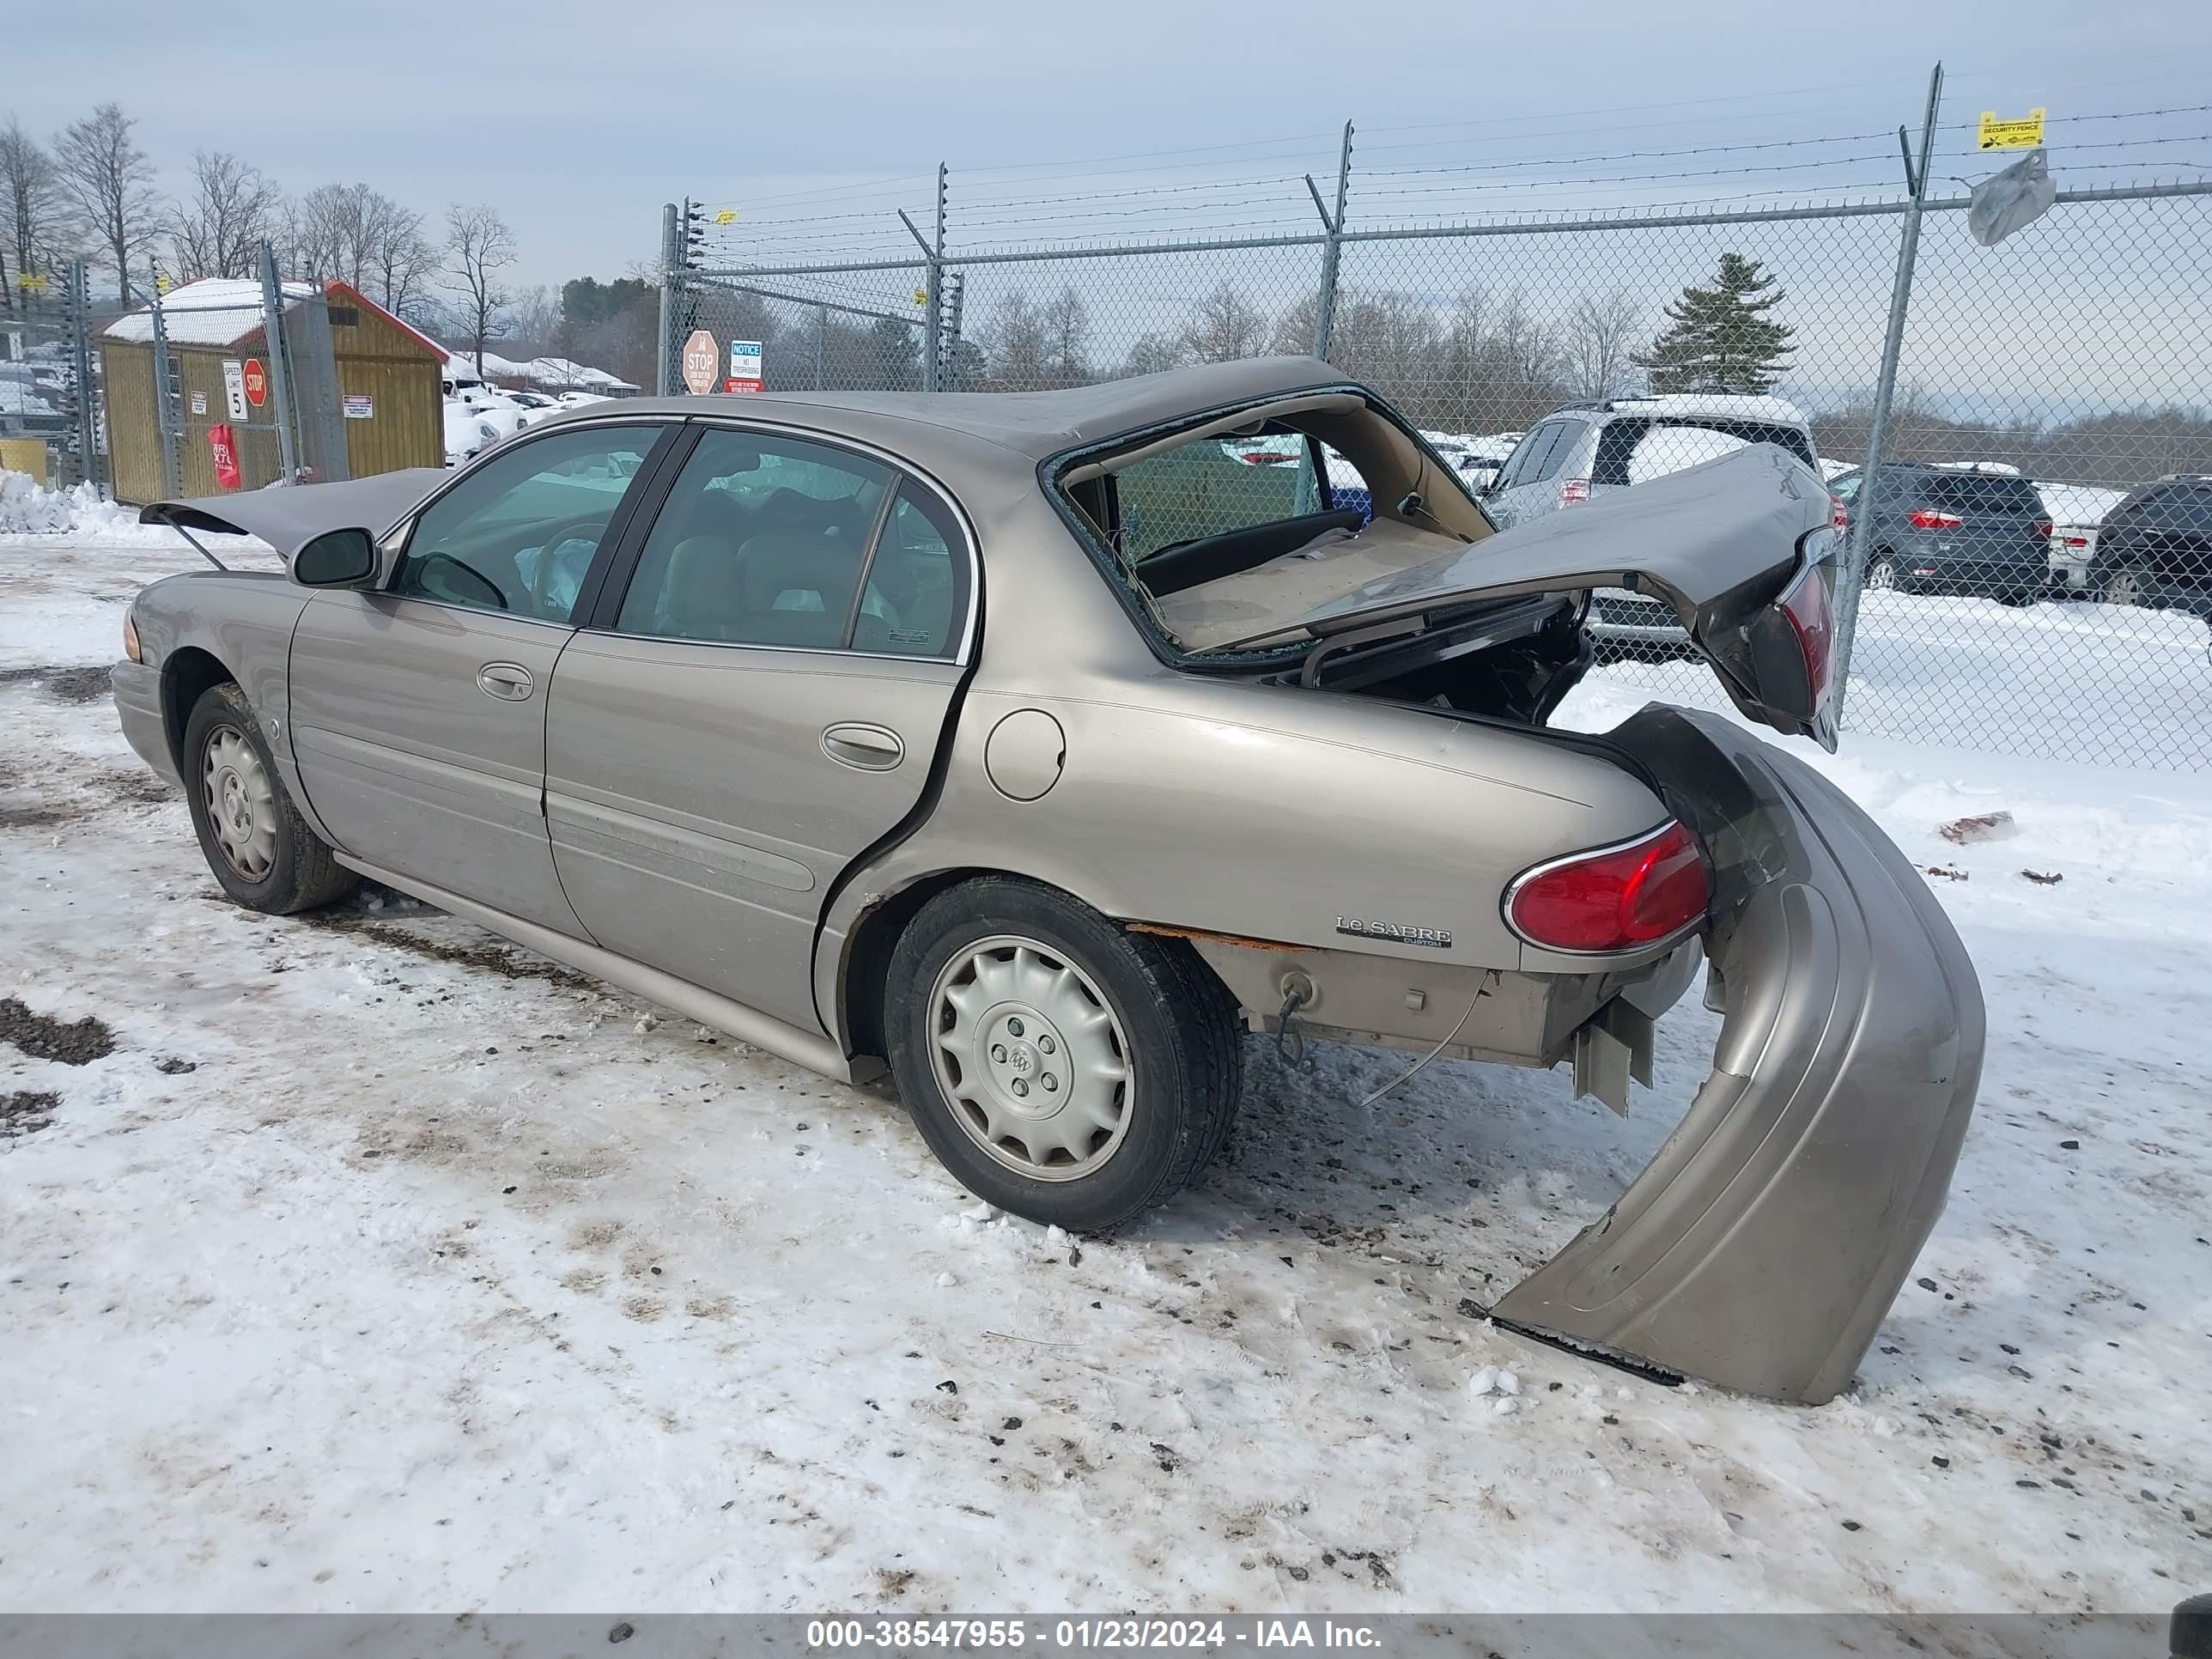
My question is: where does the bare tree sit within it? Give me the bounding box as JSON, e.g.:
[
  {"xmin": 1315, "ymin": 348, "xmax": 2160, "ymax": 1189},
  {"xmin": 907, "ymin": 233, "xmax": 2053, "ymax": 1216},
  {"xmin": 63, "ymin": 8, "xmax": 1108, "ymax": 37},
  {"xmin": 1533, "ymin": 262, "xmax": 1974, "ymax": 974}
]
[
  {"xmin": 170, "ymin": 151, "xmax": 278, "ymax": 282},
  {"xmin": 365, "ymin": 199, "xmax": 435, "ymax": 320},
  {"xmin": 1039, "ymin": 287, "xmax": 1091, "ymax": 386},
  {"xmin": 499, "ymin": 284, "xmax": 562, "ymax": 362},
  {"xmin": 1562, "ymin": 289, "xmax": 1644, "ymax": 401},
  {"xmin": 983, "ymin": 292, "xmax": 1050, "ymax": 390},
  {"xmin": 1178, "ymin": 283, "xmax": 1267, "ymax": 362},
  {"xmin": 52, "ymin": 103, "xmax": 160, "ymax": 304},
  {"xmin": 443, "ymin": 203, "xmax": 515, "ymax": 373},
  {"xmin": 1, "ymin": 116, "xmax": 61, "ymax": 312},
  {"xmin": 1119, "ymin": 331, "xmax": 1188, "ymax": 378}
]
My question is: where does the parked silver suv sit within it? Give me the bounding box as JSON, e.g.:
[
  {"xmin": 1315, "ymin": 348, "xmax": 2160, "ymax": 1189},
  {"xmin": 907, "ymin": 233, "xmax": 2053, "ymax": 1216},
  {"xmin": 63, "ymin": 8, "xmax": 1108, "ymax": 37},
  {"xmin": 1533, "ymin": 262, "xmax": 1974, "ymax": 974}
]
[{"xmin": 1485, "ymin": 395, "xmax": 1823, "ymax": 652}]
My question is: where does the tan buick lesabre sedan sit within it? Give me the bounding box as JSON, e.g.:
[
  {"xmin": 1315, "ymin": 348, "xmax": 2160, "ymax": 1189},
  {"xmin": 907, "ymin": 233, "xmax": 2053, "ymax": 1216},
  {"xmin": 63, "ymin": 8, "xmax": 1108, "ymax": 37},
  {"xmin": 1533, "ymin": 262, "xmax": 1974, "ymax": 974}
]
[{"xmin": 114, "ymin": 357, "xmax": 1981, "ymax": 1404}]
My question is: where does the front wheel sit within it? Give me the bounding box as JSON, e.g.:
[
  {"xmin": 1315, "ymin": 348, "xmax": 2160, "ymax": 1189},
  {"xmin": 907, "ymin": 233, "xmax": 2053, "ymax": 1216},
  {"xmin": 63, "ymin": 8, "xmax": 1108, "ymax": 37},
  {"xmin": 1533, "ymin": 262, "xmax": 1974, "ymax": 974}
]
[
  {"xmin": 884, "ymin": 877, "xmax": 1242, "ymax": 1233},
  {"xmin": 183, "ymin": 682, "xmax": 358, "ymax": 915}
]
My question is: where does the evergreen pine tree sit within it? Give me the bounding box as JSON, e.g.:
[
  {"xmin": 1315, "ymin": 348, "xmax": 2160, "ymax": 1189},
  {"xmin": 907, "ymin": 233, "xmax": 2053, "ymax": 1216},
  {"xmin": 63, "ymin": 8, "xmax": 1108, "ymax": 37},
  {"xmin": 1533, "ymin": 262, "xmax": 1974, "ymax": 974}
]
[{"xmin": 1633, "ymin": 253, "xmax": 1795, "ymax": 394}]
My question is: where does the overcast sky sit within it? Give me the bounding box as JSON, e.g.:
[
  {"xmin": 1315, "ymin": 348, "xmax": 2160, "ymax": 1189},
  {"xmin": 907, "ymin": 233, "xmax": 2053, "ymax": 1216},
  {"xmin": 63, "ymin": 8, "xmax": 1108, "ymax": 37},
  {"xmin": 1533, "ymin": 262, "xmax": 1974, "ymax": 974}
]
[{"xmin": 14, "ymin": 0, "xmax": 2211, "ymax": 292}]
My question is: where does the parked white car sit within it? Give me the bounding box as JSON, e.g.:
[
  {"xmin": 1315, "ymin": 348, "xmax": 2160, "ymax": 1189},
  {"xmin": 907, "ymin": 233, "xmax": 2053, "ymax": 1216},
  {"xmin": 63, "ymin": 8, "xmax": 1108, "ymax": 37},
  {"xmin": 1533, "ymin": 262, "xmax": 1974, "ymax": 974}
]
[
  {"xmin": 441, "ymin": 401, "xmax": 502, "ymax": 467},
  {"xmin": 2036, "ymin": 481, "xmax": 2130, "ymax": 590}
]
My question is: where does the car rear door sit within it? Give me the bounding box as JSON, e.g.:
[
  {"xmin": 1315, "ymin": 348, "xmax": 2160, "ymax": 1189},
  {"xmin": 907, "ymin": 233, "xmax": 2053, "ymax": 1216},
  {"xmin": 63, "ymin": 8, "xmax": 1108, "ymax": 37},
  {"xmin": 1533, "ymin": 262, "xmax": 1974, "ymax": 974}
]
[
  {"xmin": 543, "ymin": 422, "xmax": 975, "ymax": 1033},
  {"xmin": 286, "ymin": 421, "xmax": 676, "ymax": 935}
]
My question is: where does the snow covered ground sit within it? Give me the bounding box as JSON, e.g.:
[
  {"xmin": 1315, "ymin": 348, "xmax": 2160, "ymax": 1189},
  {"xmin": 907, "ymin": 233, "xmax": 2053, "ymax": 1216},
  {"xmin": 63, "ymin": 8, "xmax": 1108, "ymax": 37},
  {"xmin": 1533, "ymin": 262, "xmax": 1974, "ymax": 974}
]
[{"xmin": 2, "ymin": 531, "xmax": 2209, "ymax": 1616}]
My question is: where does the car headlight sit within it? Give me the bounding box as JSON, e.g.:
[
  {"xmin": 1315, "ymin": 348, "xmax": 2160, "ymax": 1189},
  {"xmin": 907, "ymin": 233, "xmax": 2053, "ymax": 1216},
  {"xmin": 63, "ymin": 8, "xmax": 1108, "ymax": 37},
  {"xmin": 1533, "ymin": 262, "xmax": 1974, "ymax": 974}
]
[{"xmin": 123, "ymin": 611, "xmax": 142, "ymax": 663}]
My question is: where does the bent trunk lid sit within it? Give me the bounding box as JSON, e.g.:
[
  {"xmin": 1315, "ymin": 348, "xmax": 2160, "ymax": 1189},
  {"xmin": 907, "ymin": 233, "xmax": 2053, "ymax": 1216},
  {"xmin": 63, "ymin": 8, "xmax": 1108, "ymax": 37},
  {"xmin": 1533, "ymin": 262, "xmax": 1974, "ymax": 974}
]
[{"xmin": 1234, "ymin": 445, "xmax": 1839, "ymax": 745}]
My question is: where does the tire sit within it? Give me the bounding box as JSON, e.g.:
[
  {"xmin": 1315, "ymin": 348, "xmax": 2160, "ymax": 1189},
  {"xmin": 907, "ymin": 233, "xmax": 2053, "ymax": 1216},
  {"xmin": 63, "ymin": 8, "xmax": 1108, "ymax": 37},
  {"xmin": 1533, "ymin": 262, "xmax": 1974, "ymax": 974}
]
[
  {"xmin": 182, "ymin": 681, "xmax": 357, "ymax": 915},
  {"xmin": 884, "ymin": 876, "xmax": 1242, "ymax": 1233},
  {"xmin": 1864, "ymin": 552, "xmax": 1899, "ymax": 592},
  {"xmin": 2100, "ymin": 567, "xmax": 2146, "ymax": 607}
]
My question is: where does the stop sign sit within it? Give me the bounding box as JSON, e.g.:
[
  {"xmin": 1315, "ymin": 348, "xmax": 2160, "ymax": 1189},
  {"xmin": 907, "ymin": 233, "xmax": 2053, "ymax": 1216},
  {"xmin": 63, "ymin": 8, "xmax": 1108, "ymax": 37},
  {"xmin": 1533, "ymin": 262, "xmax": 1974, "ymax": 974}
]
[
  {"xmin": 680, "ymin": 330, "xmax": 719, "ymax": 396},
  {"xmin": 241, "ymin": 358, "xmax": 268, "ymax": 408}
]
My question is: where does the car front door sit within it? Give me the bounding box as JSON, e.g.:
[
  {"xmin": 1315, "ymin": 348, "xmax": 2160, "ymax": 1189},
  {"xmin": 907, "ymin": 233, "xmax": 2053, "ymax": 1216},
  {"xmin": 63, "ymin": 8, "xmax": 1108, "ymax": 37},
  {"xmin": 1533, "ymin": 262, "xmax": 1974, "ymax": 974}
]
[
  {"xmin": 543, "ymin": 423, "xmax": 975, "ymax": 1031},
  {"xmin": 287, "ymin": 421, "xmax": 675, "ymax": 935}
]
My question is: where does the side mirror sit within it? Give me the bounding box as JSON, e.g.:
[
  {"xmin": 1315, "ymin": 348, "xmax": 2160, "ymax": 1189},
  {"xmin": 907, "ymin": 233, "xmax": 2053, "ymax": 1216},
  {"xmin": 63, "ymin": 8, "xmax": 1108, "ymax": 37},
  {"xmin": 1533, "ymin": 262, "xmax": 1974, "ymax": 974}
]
[{"xmin": 294, "ymin": 527, "xmax": 378, "ymax": 587}]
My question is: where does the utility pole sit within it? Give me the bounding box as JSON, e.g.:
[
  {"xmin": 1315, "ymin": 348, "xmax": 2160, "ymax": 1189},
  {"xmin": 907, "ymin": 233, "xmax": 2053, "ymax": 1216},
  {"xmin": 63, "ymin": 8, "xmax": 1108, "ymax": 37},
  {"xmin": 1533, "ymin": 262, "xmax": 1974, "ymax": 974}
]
[{"xmin": 655, "ymin": 202, "xmax": 679, "ymax": 396}]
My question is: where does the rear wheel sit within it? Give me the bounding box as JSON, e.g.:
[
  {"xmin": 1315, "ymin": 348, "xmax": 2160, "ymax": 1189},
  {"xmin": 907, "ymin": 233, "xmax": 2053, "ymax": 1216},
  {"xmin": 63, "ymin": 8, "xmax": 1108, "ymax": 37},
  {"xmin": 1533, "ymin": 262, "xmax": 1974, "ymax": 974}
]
[
  {"xmin": 1864, "ymin": 552, "xmax": 1899, "ymax": 592},
  {"xmin": 884, "ymin": 877, "xmax": 1241, "ymax": 1233},
  {"xmin": 183, "ymin": 682, "xmax": 357, "ymax": 915},
  {"xmin": 2100, "ymin": 566, "xmax": 2146, "ymax": 606}
]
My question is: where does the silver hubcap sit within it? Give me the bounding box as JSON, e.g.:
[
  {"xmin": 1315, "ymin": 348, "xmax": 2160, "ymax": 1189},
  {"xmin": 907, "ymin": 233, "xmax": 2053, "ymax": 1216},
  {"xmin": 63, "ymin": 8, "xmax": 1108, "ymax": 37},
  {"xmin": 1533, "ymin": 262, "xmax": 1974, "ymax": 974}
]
[
  {"xmin": 927, "ymin": 933, "xmax": 1133, "ymax": 1182},
  {"xmin": 202, "ymin": 725, "xmax": 276, "ymax": 880},
  {"xmin": 1866, "ymin": 557, "xmax": 1896, "ymax": 591},
  {"xmin": 2106, "ymin": 572, "xmax": 2140, "ymax": 606}
]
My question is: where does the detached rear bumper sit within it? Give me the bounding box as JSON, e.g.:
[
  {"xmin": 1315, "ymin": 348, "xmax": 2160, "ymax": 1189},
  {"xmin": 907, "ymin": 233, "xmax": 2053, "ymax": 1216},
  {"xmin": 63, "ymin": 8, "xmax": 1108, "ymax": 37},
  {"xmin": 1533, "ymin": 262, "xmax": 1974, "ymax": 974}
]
[{"xmin": 1493, "ymin": 706, "xmax": 1983, "ymax": 1405}]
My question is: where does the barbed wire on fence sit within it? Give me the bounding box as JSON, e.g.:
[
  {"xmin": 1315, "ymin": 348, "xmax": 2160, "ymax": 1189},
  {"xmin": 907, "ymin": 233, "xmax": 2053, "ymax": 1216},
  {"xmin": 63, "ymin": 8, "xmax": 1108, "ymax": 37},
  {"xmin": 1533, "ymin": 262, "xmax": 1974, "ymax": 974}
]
[{"xmin": 656, "ymin": 75, "xmax": 2212, "ymax": 769}]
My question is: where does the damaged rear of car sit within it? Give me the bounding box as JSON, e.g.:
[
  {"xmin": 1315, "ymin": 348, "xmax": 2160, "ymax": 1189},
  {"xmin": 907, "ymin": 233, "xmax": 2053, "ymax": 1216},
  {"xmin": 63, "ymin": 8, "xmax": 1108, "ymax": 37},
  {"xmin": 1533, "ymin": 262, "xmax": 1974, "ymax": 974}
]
[{"xmin": 1038, "ymin": 375, "xmax": 1982, "ymax": 1403}]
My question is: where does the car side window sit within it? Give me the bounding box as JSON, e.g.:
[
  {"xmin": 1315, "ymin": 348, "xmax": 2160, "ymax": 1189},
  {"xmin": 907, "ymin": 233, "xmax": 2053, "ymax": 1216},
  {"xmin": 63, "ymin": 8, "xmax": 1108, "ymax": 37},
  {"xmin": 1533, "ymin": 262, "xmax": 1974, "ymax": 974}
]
[
  {"xmin": 393, "ymin": 426, "xmax": 659, "ymax": 623},
  {"xmin": 1528, "ymin": 422, "xmax": 1581, "ymax": 483},
  {"xmin": 850, "ymin": 482, "xmax": 972, "ymax": 659},
  {"xmin": 1501, "ymin": 422, "xmax": 1563, "ymax": 489},
  {"xmin": 615, "ymin": 428, "xmax": 893, "ymax": 649}
]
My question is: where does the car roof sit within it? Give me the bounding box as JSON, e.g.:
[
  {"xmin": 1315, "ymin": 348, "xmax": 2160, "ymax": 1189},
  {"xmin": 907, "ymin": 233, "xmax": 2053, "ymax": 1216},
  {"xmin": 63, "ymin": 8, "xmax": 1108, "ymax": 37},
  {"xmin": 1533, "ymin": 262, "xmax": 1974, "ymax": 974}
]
[{"xmin": 553, "ymin": 356, "xmax": 1348, "ymax": 465}]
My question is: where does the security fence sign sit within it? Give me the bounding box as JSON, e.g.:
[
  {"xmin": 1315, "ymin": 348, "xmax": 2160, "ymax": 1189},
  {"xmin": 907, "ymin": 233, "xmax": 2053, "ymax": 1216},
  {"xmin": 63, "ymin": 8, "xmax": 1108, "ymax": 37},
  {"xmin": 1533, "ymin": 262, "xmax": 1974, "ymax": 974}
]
[
  {"xmin": 343, "ymin": 393, "xmax": 374, "ymax": 419},
  {"xmin": 222, "ymin": 359, "xmax": 249, "ymax": 420},
  {"xmin": 208, "ymin": 424, "xmax": 241, "ymax": 491},
  {"xmin": 1978, "ymin": 107, "xmax": 2046, "ymax": 149},
  {"xmin": 727, "ymin": 339, "xmax": 763, "ymax": 393},
  {"xmin": 241, "ymin": 357, "xmax": 268, "ymax": 408},
  {"xmin": 681, "ymin": 329, "xmax": 720, "ymax": 395}
]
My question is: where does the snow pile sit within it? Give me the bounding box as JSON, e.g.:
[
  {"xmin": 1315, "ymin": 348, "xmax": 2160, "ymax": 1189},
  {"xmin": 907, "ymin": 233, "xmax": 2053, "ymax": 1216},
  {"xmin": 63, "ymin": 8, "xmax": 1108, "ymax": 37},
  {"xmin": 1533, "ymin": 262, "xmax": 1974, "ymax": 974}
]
[
  {"xmin": 0, "ymin": 472, "xmax": 157, "ymax": 540},
  {"xmin": 0, "ymin": 469, "xmax": 79, "ymax": 534}
]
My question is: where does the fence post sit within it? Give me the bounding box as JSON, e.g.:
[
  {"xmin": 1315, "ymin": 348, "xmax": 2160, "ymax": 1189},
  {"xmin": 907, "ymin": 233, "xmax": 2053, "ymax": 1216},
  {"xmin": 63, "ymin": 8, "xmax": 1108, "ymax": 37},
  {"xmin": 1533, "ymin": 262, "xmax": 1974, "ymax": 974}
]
[
  {"xmin": 68, "ymin": 259, "xmax": 101, "ymax": 494},
  {"xmin": 1310, "ymin": 121, "xmax": 1354, "ymax": 361},
  {"xmin": 655, "ymin": 203, "xmax": 679, "ymax": 396},
  {"xmin": 146, "ymin": 258, "xmax": 183, "ymax": 501},
  {"xmin": 1832, "ymin": 63, "xmax": 1942, "ymax": 726},
  {"xmin": 916, "ymin": 164, "xmax": 946, "ymax": 393},
  {"xmin": 942, "ymin": 271, "xmax": 966, "ymax": 392},
  {"xmin": 256, "ymin": 240, "xmax": 300, "ymax": 487}
]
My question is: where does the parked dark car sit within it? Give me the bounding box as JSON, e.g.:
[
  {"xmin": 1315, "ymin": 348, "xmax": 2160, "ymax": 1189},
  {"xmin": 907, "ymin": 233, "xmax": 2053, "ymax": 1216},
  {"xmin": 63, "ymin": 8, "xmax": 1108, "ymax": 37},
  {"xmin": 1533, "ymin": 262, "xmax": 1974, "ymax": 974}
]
[
  {"xmin": 1829, "ymin": 462, "xmax": 2052, "ymax": 605},
  {"xmin": 2087, "ymin": 475, "xmax": 2212, "ymax": 621}
]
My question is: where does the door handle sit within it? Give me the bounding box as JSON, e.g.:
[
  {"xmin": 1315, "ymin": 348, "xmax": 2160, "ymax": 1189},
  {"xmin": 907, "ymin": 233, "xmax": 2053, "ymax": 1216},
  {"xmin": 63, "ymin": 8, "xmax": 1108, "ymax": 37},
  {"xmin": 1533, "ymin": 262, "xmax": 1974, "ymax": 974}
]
[
  {"xmin": 477, "ymin": 662, "xmax": 534, "ymax": 701},
  {"xmin": 821, "ymin": 722, "xmax": 904, "ymax": 771}
]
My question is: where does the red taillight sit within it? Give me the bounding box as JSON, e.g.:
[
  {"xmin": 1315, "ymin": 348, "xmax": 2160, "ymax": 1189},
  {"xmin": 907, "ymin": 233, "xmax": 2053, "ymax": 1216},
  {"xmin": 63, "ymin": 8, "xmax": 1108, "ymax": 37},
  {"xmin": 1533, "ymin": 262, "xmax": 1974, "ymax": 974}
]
[
  {"xmin": 2063, "ymin": 535, "xmax": 2088, "ymax": 549},
  {"xmin": 2033, "ymin": 518, "xmax": 2052, "ymax": 539},
  {"xmin": 1831, "ymin": 495, "xmax": 1849, "ymax": 532},
  {"xmin": 1559, "ymin": 477, "xmax": 1589, "ymax": 505},
  {"xmin": 1506, "ymin": 822, "xmax": 1711, "ymax": 954},
  {"xmin": 1778, "ymin": 562, "xmax": 1836, "ymax": 710},
  {"xmin": 1907, "ymin": 507, "xmax": 1962, "ymax": 529}
]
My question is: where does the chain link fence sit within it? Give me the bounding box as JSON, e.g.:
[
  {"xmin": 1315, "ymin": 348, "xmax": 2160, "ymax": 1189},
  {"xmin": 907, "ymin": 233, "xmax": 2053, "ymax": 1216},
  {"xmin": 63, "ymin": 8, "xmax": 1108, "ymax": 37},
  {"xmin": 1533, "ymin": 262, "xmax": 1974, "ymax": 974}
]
[
  {"xmin": 662, "ymin": 118, "xmax": 2211, "ymax": 769},
  {"xmin": 3, "ymin": 264, "xmax": 106, "ymax": 493}
]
